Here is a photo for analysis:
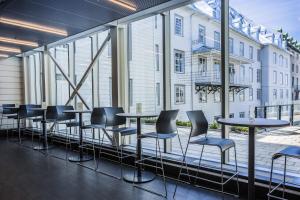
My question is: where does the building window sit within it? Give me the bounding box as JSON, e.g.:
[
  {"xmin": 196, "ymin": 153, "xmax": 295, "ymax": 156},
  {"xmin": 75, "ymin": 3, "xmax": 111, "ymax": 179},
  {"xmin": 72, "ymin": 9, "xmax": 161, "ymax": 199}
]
[
  {"xmin": 273, "ymin": 71, "xmax": 277, "ymax": 84},
  {"xmin": 199, "ymin": 25, "xmax": 206, "ymax": 45},
  {"xmin": 297, "ymin": 65, "xmax": 299, "ymax": 73},
  {"xmin": 249, "ymin": 46, "xmax": 254, "ymax": 59},
  {"xmin": 249, "ymin": 67, "xmax": 253, "ymax": 83},
  {"xmin": 214, "ymin": 92, "xmax": 220, "ymax": 102},
  {"xmin": 273, "ymin": 52, "xmax": 277, "ymax": 64},
  {"xmin": 273, "ymin": 89, "xmax": 277, "ymax": 100},
  {"xmin": 280, "ymin": 89, "xmax": 283, "ymax": 99},
  {"xmin": 229, "ymin": 113, "xmax": 234, "ymax": 118},
  {"xmin": 257, "ymin": 69, "xmax": 261, "ymax": 83},
  {"xmin": 229, "ymin": 64, "xmax": 235, "ymax": 84},
  {"xmin": 239, "ymin": 112, "xmax": 245, "ymax": 118},
  {"xmin": 285, "ymin": 74, "xmax": 288, "ymax": 85},
  {"xmin": 285, "ymin": 58, "xmax": 288, "ymax": 68},
  {"xmin": 155, "ymin": 44, "xmax": 159, "ymax": 71},
  {"xmin": 155, "ymin": 15, "xmax": 157, "ymax": 29},
  {"xmin": 286, "ymin": 89, "xmax": 289, "ymax": 98},
  {"xmin": 229, "ymin": 37, "xmax": 234, "ymax": 54},
  {"xmin": 174, "ymin": 14, "xmax": 183, "ymax": 36},
  {"xmin": 257, "ymin": 49, "xmax": 260, "ymax": 61},
  {"xmin": 257, "ymin": 89, "xmax": 261, "ymax": 100},
  {"xmin": 214, "ymin": 61, "xmax": 221, "ymax": 81},
  {"xmin": 199, "ymin": 90, "xmax": 207, "ymax": 103},
  {"xmin": 279, "ymin": 72, "xmax": 283, "ymax": 85},
  {"xmin": 214, "ymin": 31, "xmax": 221, "ymax": 50},
  {"xmin": 175, "ymin": 85, "xmax": 185, "ymax": 104},
  {"xmin": 129, "ymin": 79, "xmax": 133, "ymax": 106},
  {"xmin": 239, "ymin": 42, "xmax": 244, "ymax": 56},
  {"xmin": 292, "ymin": 64, "xmax": 295, "ymax": 72},
  {"xmin": 279, "ymin": 55, "xmax": 283, "ymax": 66},
  {"xmin": 156, "ymin": 83, "xmax": 160, "ymax": 106},
  {"xmin": 174, "ymin": 49, "xmax": 185, "ymax": 73},
  {"xmin": 239, "ymin": 90, "xmax": 245, "ymax": 102},
  {"xmin": 249, "ymin": 88, "xmax": 253, "ymax": 101},
  {"xmin": 240, "ymin": 65, "xmax": 245, "ymax": 82},
  {"xmin": 229, "ymin": 91, "xmax": 234, "ymax": 102},
  {"xmin": 198, "ymin": 57, "xmax": 207, "ymax": 75},
  {"xmin": 292, "ymin": 76, "xmax": 294, "ymax": 87}
]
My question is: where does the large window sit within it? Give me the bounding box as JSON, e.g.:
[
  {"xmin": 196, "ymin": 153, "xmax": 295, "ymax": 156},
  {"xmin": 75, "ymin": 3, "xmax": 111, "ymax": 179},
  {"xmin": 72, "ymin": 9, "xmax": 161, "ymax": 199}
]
[{"xmin": 27, "ymin": 53, "xmax": 42, "ymax": 104}]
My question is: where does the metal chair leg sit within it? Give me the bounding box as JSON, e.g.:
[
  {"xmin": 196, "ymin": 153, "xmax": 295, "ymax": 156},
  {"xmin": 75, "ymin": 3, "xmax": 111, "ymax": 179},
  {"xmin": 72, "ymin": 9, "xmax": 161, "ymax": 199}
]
[
  {"xmin": 282, "ymin": 156, "xmax": 287, "ymax": 199},
  {"xmin": 234, "ymin": 145, "xmax": 240, "ymax": 196},
  {"xmin": 220, "ymin": 150, "xmax": 224, "ymax": 196},
  {"xmin": 157, "ymin": 138, "xmax": 168, "ymax": 198},
  {"xmin": 268, "ymin": 158, "xmax": 275, "ymax": 200},
  {"xmin": 194, "ymin": 145, "xmax": 205, "ymax": 183}
]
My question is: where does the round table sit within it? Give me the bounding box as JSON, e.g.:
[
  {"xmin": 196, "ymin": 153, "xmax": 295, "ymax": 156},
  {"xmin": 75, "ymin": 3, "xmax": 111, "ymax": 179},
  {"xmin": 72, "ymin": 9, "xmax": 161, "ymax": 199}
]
[
  {"xmin": 217, "ymin": 118, "xmax": 290, "ymax": 200},
  {"xmin": 63, "ymin": 110, "xmax": 93, "ymax": 162},
  {"xmin": 116, "ymin": 113, "xmax": 158, "ymax": 183},
  {"xmin": 30, "ymin": 108, "xmax": 51, "ymax": 150}
]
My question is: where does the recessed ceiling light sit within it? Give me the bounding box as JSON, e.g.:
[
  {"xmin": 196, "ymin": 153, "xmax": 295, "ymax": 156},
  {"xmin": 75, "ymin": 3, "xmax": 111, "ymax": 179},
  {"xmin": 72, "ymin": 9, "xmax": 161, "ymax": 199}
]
[
  {"xmin": 0, "ymin": 17, "xmax": 68, "ymax": 36},
  {"xmin": 108, "ymin": 0, "xmax": 136, "ymax": 11},
  {"xmin": 0, "ymin": 36, "xmax": 38, "ymax": 47},
  {"xmin": 0, "ymin": 53, "xmax": 9, "ymax": 58},
  {"xmin": 0, "ymin": 46, "xmax": 21, "ymax": 53}
]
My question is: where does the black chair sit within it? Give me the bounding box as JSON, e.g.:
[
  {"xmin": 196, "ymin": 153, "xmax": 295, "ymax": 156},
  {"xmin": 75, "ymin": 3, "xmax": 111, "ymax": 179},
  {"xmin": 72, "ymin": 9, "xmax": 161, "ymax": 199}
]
[
  {"xmin": 174, "ymin": 110, "xmax": 239, "ymax": 198},
  {"xmin": 0, "ymin": 104, "xmax": 17, "ymax": 137},
  {"xmin": 135, "ymin": 110, "xmax": 180, "ymax": 198},
  {"xmin": 18, "ymin": 104, "xmax": 43, "ymax": 145},
  {"xmin": 268, "ymin": 146, "xmax": 300, "ymax": 200},
  {"xmin": 82, "ymin": 107, "xmax": 136, "ymax": 179}
]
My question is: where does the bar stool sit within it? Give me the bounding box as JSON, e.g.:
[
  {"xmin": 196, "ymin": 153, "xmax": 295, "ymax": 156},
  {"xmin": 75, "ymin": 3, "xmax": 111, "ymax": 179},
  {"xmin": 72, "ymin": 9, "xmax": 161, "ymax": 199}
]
[
  {"xmin": 135, "ymin": 109, "xmax": 180, "ymax": 198},
  {"xmin": 18, "ymin": 104, "xmax": 43, "ymax": 145},
  {"xmin": 82, "ymin": 107, "xmax": 137, "ymax": 179},
  {"xmin": 0, "ymin": 104, "xmax": 16, "ymax": 138},
  {"xmin": 268, "ymin": 146, "xmax": 300, "ymax": 200},
  {"xmin": 173, "ymin": 110, "xmax": 239, "ymax": 198}
]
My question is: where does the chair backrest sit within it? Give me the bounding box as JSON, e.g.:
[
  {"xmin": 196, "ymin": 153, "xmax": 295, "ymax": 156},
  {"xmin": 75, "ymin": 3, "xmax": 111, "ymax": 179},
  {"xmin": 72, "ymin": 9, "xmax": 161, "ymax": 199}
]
[
  {"xmin": 156, "ymin": 110, "xmax": 179, "ymax": 134},
  {"xmin": 46, "ymin": 106, "xmax": 59, "ymax": 120},
  {"xmin": 186, "ymin": 110, "xmax": 208, "ymax": 137},
  {"xmin": 2, "ymin": 104, "xmax": 16, "ymax": 115},
  {"xmin": 104, "ymin": 107, "xmax": 126, "ymax": 127},
  {"xmin": 91, "ymin": 107, "xmax": 106, "ymax": 125},
  {"xmin": 19, "ymin": 104, "xmax": 42, "ymax": 118},
  {"xmin": 60, "ymin": 105, "xmax": 76, "ymax": 121}
]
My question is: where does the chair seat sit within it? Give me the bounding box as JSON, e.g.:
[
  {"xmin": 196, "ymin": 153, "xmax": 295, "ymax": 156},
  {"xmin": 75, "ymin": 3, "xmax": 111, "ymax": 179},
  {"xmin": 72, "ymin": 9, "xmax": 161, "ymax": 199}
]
[
  {"xmin": 82, "ymin": 124, "xmax": 105, "ymax": 130},
  {"xmin": 107, "ymin": 127, "xmax": 137, "ymax": 136},
  {"xmin": 59, "ymin": 121, "xmax": 80, "ymax": 127},
  {"xmin": 140, "ymin": 132, "xmax": 177, "ymax": 139},
  {"xmin": 32, "ymin": 118, "xmax": 43, "ymax": 122},
  {"xmin": 190, "ymin": 137, "xmax": 235, "ymax": 152},
  {"xmin": 6, "ymin": 114, "xmax": 18, "ymax": 119},
  {"xmin": 273, "ymin": 146, "xmax": 300, "ymax": 159}
]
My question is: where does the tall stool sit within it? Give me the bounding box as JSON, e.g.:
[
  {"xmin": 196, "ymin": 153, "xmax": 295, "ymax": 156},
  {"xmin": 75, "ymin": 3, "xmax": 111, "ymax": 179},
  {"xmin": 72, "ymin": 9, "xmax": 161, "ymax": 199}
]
[
  {"xmin": 82, "ymin": 107, "xmax": 136, "ymax": 179},
  {"xmin": 0, "ymin": 104, "xmax": 16, "ymax": 138},
  {"xmin": 268, "ymin": 146, "xmax": 300, "ymax": 200},
  {"xmin": 135, "ymin": 110, "xmax": 180, "ymax": 198},
  {"xmin": 174, "ymin": 110, "xmax": 239, "ymax": 198}
]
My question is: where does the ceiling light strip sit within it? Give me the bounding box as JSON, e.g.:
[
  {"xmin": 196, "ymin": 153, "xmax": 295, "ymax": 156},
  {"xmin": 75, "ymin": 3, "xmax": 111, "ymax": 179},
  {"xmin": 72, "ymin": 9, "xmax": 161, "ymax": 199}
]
[
  {"xmin": 0, "ymin": 53, "xmax": 9, "ymax": 58},
  {"xmin": 0, "ymin": 46, "xmax": 21, "ymax": 53},
  {"xmin": 0, "ymin": 36, "xmax": 38, "ymax": 47},
  {"xmin": 0, "ymin": 17, "xmax": 68, "ymax": 36},
  {"xmin": 108, "ymin": 0, "xmax": 137, "ymax": 11}
]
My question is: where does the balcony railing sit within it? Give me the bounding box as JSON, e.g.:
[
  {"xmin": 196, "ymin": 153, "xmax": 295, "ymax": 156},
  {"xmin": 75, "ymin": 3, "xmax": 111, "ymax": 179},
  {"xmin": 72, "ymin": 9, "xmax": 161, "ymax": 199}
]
[{"xmin": 254, "ymin": 104, "xmax": 300, "ymax": 125}]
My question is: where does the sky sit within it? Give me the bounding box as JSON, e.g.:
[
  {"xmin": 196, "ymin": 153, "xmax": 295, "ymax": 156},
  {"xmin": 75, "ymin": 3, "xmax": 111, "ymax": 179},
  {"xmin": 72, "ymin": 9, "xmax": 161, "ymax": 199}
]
[{"xmin": 230, "ymin": 0, "xmax": 300, "ymax": 42}]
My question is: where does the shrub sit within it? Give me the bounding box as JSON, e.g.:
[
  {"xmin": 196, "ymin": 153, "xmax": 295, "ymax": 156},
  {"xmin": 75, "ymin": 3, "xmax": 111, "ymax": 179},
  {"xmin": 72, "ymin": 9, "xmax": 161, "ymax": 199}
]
[
  {"xmin": 209, "ymin": 120, "xmax": 219, "ymax": 129},
  {"xmin": 231, "ymin": 126, "xmax": 248, "ymax": 133},
  {"xmin": 176, "ymin": 120, "xmax": 192, "ymax": 127}
]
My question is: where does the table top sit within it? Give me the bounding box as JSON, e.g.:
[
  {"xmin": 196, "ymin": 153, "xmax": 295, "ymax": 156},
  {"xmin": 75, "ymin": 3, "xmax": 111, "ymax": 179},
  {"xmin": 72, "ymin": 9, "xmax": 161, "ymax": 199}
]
[
  {"xmin": 217, "ymin": 118, "xmax": 290, "ymax": 128},
  {"xmin": 116, "ymin": 113, "xmax": 158, "ymax": 118},
  {"xmin": 63, "ymin": 110, "xmax": 92, "ymax": 114}
]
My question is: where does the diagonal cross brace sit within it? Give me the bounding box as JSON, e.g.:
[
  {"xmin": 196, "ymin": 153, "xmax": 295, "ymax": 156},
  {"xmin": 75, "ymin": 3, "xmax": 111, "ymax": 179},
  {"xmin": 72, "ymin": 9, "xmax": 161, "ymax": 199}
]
[
  {"xmin": 65, "ymin": 32, "xmax": 111, "ymax": 109},
  {"xmin": 46, "ymin": 50, "xmax": 90, "ymax": 109}
]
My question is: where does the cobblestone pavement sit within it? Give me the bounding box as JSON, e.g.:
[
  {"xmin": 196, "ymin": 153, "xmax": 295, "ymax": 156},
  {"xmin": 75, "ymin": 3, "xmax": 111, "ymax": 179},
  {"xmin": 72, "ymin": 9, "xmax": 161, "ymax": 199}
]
[{"xmin": 133, "ymin": 124, "xmax": 300, "ymax": 175}]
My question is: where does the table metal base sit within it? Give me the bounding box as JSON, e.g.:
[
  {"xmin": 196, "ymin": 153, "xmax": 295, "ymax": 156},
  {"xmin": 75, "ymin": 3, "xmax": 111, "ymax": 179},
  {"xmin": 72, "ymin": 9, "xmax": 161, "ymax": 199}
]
[
  {"xmin": 123, "ymin": 171, "xmax": 156, "ymax": 183},
  {"xmin": 33, "ymin": 145, "xmax": 54, "ymax": 150},
  {"xmin": 68, "ymin": 155, "xmax": 93, "ymax": 162}
]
